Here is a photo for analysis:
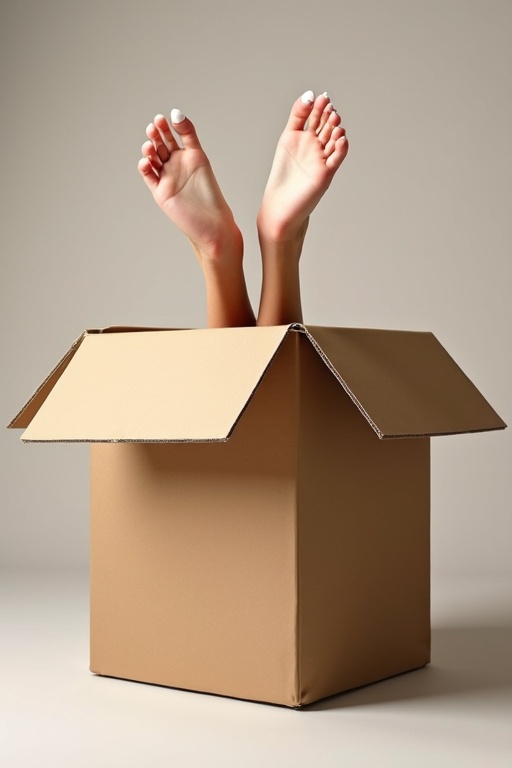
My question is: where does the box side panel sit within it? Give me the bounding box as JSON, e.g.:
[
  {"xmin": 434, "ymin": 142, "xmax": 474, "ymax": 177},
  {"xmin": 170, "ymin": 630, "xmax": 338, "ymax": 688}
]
[
  {"xmin": 297, "ymin": 336, "xmax": 430, "ymax": 705},
  {"xmin": 90, "ymin": 333, "xmax": 300, "ymax": 707}
]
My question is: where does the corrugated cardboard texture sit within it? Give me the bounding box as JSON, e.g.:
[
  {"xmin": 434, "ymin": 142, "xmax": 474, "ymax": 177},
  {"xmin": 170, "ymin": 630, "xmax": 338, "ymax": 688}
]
[
  {"xmin": 297, "ymin": 335, "xmax": 430, "ymax": 705},
  {"xmin": 90, "ymin": 333, "xmax": 301, "ymax": 706},
  {"xmin": 12, "ymin": 325, "xmax": 506, "ymax": 443},
  {"xmin": 304, "ymin": 326, "xmax": 506, "ymax": 438}
]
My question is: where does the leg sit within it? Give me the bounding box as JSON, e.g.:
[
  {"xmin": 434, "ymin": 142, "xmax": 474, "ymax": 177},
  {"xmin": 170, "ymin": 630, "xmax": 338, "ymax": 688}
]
[
  {"xmin": 138, "ymin": 109, "xmax": 255, "ymax": 328},
  {"xmin": 256, "ymin": 91, "xmax": 349, "ymax": 325}
]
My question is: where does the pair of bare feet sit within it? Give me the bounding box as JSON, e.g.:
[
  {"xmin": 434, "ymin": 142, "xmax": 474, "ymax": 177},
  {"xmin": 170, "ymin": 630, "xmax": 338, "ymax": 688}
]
[{"xmin": 138, "ymin": 90, "xmax": 348, "ymax": 328}]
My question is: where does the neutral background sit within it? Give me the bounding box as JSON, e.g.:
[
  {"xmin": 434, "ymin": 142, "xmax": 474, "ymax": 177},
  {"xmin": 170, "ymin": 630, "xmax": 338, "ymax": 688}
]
[
  {"xmin": 2, "ymin": 0, "xmax": 510, "ymax": 573},
  {"xmin": 1, "ymin": 2, "xmax": 511, "ymax": 766}
]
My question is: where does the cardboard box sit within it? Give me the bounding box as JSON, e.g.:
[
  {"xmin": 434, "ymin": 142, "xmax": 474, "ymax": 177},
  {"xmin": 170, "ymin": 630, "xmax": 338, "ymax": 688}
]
[{"xmin": 8, "ymin": 324, "xmax": 506, "ymax": 707}]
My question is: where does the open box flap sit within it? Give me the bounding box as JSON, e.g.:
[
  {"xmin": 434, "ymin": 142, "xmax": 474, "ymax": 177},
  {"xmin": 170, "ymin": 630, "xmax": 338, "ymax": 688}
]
[
  {"xmin": 10, "ymin": 324, "xmax": 506, "ymax": 443},
  {"xmin": 8, "ymin": 330, "xmax": 91, "ymax": 430},
  {"xmin": 12, "ymin": 326, "xmax": 291, "ymax": 443},
  {"xmin": 301, "ymin": 325, "xmax": 507, "ymax": 438},
  {"xmin": 7, "ymin": 326, "xmax": 171, "ymax": 431}
]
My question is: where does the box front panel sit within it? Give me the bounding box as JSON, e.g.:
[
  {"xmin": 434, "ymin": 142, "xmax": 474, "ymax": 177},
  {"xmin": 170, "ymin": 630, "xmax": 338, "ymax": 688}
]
[
  {"xmin": 90, "ymin": 333, "xmax": 300, "ymax": 706},
  {"xmin": 298, "ymin": 336, "xmax": 431, "ymax": 705}
]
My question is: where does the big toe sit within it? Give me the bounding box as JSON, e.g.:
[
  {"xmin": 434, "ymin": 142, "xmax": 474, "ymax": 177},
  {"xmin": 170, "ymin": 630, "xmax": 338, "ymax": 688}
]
[
  {"xmin": 170, "ymin": 108, "xmax": 202, "ymax": 150},
  {"xmin": 286, "ymin": 90, "xmax": 316, "ymax": 131}
]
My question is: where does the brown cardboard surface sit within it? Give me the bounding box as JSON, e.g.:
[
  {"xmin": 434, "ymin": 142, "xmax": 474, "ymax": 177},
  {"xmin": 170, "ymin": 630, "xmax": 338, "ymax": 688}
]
[
  {"xmin": 7, "ymin": 331, "xmax": 90, "ymax": 429},
  {"xmin": 90, "ymin": 332, "xmax": 302, "ymax": 706},
  {"xmin": 18, "ymin": 326, "xmax": 290, "ymax": 443},
  {"xmin": 7, "ymin": 327, "xmax": 174, "ymax": 430},
  {"xmin": 297, "ymin": 335, "xmax": 430, "ymax": 704},
  {"xmin": 303, "ymin": 326, "xmax": 506, "ymax": 438},
  {"xmin": 8, "ymin": 323, "xmax": 506, "ymax": 706},
  {"xmin": 11, "ymin": 325, "xmax": 506, "ymax": 443}
]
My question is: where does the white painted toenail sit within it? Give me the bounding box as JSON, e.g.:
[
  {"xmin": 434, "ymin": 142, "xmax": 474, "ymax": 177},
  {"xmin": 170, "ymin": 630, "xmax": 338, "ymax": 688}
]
[
  {"xmin": 300, "ymin": 90, "xmax": 315, "ymax": 104},
  {"xmin": 171, "ymin": 108, "xmax": 186, "ymax": 124}
]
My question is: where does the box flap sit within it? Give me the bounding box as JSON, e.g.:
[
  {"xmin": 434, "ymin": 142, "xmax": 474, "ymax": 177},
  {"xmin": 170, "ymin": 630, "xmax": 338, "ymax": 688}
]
[
  {"xmin": 7, "ymin": 327, "xmax": 176, "ymax": 431},
  {"xmin": 11, "ymin": 324, "xmax": 506, "ymax": 443},
  {"xmin": 15, "ymin": 326, "xmax": 290, "ymax": 443},
  {"xmin": 301, "ymin": 325, "xmax": 507, "ymax": 439},
  {"xmin": 7, "ymin": 331, "xmax": 91, "ymax": 430}
]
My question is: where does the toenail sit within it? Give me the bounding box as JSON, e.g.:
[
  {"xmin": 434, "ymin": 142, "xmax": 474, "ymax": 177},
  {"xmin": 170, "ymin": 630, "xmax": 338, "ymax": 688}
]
[
  {"xmin": 300, "ymin": 90, "xmax": 315, "ymax": 104},
  {"xmin": 171, "ymin": 108, "xmax": 186, "ymax": 124}
]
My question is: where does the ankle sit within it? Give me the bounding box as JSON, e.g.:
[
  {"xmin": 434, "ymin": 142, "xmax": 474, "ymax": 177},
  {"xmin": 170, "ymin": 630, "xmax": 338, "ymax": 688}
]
[
  {"xmin": 196, "ymin": 222, "xmax": 244, "ymax": 267},
  {"xmin": 257, "ymin": 213, "xmax": 309, "ymax": 250}
]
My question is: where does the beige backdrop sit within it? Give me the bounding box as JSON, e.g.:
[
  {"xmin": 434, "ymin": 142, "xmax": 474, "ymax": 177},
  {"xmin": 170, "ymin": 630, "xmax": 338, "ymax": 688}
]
[{"xmin": 1, "ymin": 0, "xmax": 510, "ymax": 572}]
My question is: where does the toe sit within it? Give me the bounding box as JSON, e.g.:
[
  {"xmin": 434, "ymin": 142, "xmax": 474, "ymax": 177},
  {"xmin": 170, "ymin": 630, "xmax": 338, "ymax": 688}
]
[
  {"xmin": 316, "ymin": 102, "xmax": 334, "ymax": 135},
  {"xmin": 141, "ymin": 140, "xmax": 163, "ymax": 169},
  {"xmin": 154, "ymin": 114, "xmax": 180, "ymax": 152},
  {"xmin": 323, "ymin": 124, "xmax": 345, "ymax": 157},
  {"xmin": 138, "ymin": 157, "xmax": 160, "ymax": 191},
  {"xmin": 308, "ymin": 93, "xmax": 330, "ymax": 132},
  {"xmin": 170, "ymin": 108, "xmax": 202, "ymax": 150},
  {"xmin": 286, "ymin": 90, "xmax": 316, "ymax": 131},
  {"xmin": 325, "ymin": 134, "xmax": 349, "ymax": 171},
  {"xmin": 318, "ymin": 110, "xmax": 341, "ymax": 147},
  {"xmin": 146, "ymin": 122, "xmax": 170, "ymax": 162}
]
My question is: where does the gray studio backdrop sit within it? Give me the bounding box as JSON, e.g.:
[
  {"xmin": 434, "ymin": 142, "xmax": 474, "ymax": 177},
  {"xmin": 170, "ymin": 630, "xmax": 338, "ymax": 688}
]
[{"xmin": 1, "ymin": 0, "xmax": 510, "ymax": 573}]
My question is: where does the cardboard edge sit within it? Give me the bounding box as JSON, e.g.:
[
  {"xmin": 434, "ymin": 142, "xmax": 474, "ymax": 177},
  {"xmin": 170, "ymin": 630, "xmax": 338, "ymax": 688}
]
[
  {"xmin": 379, "ymin": 425, "xmax": 507, "ymax": 440},
  {"xmin": 422, "ymin": 332, "xmax": 508, "ymax": 433},
  {"xmin": 293, "ymin": 324, "xmax": 385, "ymax": 439},
  {"xmin": 7, "ymin": 330, "xmax": 99, "ymax": 431},
  {"xmin": 222, "ymin": 325, "xmax": 296, "ymax": 440},
  {"xmin": 88, "ymin": 670, "xmax": 303, "ymax": 708},
  {"xmin": 297, "ymin": 325, "xmax": 507, "ymax": 439},
  {"xmin": 98, "ymin": 325, "xmax": 180, "ymax": 334},
  {"xmin": 292, "ymin": 330, "xmax": 302, "ymax": 707},
  {"xmin": 17, "ymin": 325, "xmax": 295, "ymax": 444},
  {"xmin": 21, "ymin": 437, "xmax": 230, "ymax": 445},
  {"xmin": 9, "ymin": 326, "xmax": 182, "ymax": 430}
]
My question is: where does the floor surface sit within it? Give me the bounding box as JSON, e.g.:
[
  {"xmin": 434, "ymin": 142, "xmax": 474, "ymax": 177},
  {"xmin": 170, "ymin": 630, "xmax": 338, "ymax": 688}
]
[{"xmin": 1, "ymin": 571, "xmax": 511, "ymax": 767}]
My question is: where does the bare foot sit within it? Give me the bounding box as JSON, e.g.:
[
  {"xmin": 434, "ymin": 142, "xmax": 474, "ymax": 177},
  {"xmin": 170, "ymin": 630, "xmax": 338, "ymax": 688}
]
[
  {"xmin": 138, "ymin": 109, "xmax": 242, "ymax": 264},
  {"xmin": 256, "ymin": 91, "xmax": 348, "ymax": 326},
  {"xmin": 257, "ymin": 91, "xmax": 349, "ymax": 245},
  {"xmin": 138, "ymin": 108, "xmax": 254, "ymax": 328}
]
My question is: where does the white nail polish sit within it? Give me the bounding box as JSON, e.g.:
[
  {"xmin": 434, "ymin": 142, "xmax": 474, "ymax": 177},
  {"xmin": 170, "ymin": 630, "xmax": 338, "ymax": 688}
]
[
  {"xmin": 300, "ymin": 90, "xmax": 315, "ymax": 104},
  {"xmin": 322, "ymin": 91, "xmax": 329, "ymax": 98},
  {"xmin": 171, "ymin": 108, "xmax": 186, "ymax": 124}
]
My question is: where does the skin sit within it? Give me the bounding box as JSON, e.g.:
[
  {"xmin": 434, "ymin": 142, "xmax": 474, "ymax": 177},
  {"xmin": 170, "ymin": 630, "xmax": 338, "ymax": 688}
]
[
  {"xmin": 138, "ymin": 92, "xmax": 348, "ymax": 328},
  {"xmin": 256, "ymin": 92, "xmax": 348, "ymax": 324}
]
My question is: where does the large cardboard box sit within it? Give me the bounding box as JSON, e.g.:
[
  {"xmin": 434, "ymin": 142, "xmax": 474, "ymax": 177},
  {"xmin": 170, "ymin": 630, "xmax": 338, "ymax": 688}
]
[{"xmin": 9, "ymin": 324, "xmax": 506, "ymax": 707}]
